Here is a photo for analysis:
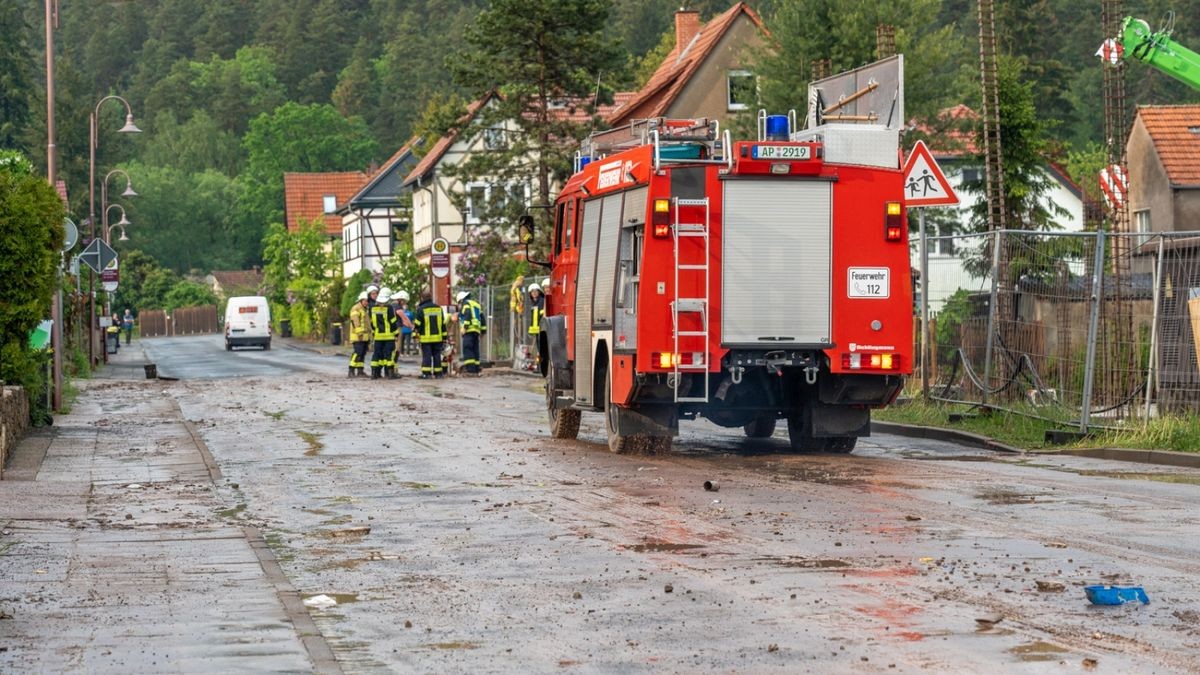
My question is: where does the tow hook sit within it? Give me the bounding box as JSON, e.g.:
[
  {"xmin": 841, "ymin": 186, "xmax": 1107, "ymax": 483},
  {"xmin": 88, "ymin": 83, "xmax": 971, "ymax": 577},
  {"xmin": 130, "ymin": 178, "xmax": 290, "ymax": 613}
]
[
  {"xmin": 805, "ymin": 365, "xmax": 819, "ymax": 385},
  {"xmin": 729, "ymin": 366, "xmax": 744, "ymax": 385}
]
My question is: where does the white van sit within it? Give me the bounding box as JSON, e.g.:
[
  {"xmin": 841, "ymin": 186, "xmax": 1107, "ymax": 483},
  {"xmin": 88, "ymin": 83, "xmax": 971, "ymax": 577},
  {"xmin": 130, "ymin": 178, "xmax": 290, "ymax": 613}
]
[{"xmin": 224, "ymin": 296, "xmax": 271, "ymax": 351}]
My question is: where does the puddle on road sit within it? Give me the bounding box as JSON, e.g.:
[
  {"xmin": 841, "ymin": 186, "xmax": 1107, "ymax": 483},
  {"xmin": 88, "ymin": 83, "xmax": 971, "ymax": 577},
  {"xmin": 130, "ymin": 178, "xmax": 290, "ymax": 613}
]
[
  {"xmin": 755, "ymin": 556, "xmax": 851, "ymax": 569},
  {"xmin": 1008, "ymin": 640, "xmax": 1070, "ymax": 662},
  {"xmin": 396, "ymin": 481, "xmax": 435, "ymax": 490},
  {"xmin": 303, "ymin": 592, "xmax": 360, "ymax": 605},
  {"xmin": 903, "ymin": 452, "xmax": 1003, "ymax": 463},
  {"xmin": 216, "ymin": 503, "xmax": 247, "ymax": 519},
  {"xmin": 420, "ymin": 641, "xmax": 480, "ymax": 650},
  {"xmin": 298, "ymin": 430, "xmax": 324, "ymax": 456},
  {"xmin": 622, "ymin": 542, "xmax": 705, "ymax": 553},
  {"xmin": 976, "ymin": 488, "xmax": 1054, "ymax": 505}
]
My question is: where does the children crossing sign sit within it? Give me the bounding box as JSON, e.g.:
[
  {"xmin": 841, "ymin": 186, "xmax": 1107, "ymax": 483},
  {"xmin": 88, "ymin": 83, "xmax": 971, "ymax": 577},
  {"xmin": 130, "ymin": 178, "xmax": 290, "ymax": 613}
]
[{"xmin": 902, "ymin": 141, "xmax": 959, "ymax": 208}]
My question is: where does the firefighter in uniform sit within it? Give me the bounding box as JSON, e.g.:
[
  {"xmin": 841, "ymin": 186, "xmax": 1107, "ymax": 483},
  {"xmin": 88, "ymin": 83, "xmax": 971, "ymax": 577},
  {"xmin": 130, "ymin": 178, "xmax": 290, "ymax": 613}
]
[
  {"xmin": 366, "ymin": 284, "xmax": 380, "ymax": 308},
  {"xmin": 456, "ymin": 290, "xmax": 486, "ymax": 376},
  {"xmin": 370, "ymin": 291, "xmax": 399, "ymax": 379},
  {"xmin": 348, "ymin": 291, "xmax": 371, "ymax": 377},
  {"xmin": 413, "ymin": 291, "xmax": 447, "ymax": 379},
  {"xmin": 527, "ymin": 283, "xmax": 545, "ymax": 369}
]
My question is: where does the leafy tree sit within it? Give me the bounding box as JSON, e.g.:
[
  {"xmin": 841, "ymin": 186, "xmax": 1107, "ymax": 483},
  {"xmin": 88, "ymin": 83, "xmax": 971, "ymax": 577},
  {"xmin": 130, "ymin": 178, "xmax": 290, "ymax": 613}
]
[
  {"xmin": 163, "ymin": 280, "xmax": 217, "ymax": 312},
  {"xmin": 260, "ymin": 219, "xmax": 339, "ymax": 304},
  {"xmin": 119, "ymin": 161, "xmax": 245, "ymax": 273},
  {"xmin": 0, "ymin": 151, "xmax": 65, "ymax": 419},
  {"xmin": 448, "ymin": 0, "xmax": 625, "ymax": 222},
  {"xmin": 0, "ymin": 1, "xmax": 32, "ymax": 150},
  {"xmin": 140, "ymin": 110, "xmax": 242, "ymax": 176},
  {"xmin": 339, "ymin": 268, "xmax": 374, "ymax": 317},
  {"xmin": 145, "ymin": 46, "xmax": 288, "ymax": 137},
  {"xmin": 112, "ymin": 249, "xmax": 171, "ymax": 313},
  {"xmin": 237, "ymin": 102, "xmax": 377, "ymax": 238},
  {"xmin": 379, "ymin": 239, "xmax": 426, "ymax": 301}
]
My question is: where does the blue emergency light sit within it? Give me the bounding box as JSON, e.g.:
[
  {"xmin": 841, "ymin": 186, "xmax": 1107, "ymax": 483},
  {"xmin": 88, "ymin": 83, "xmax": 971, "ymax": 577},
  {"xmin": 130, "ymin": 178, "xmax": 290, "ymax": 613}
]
[{"xmin": 765, "ymin": 115, "xmax": 790, "ymax": 140}]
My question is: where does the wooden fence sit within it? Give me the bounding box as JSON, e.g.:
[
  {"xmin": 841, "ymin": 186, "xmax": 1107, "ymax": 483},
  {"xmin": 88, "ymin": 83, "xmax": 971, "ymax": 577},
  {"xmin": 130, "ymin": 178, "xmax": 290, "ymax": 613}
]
[{"xmin": 138, "ymin": 305, "xmax": 219, "ymax": 337}]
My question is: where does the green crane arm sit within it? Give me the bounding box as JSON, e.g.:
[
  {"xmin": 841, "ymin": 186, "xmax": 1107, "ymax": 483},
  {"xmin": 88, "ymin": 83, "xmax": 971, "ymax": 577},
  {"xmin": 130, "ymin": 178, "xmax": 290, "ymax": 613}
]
[{"xmin": 1117, "ymin": 16, "xmax": 1200, "ymax": 92}]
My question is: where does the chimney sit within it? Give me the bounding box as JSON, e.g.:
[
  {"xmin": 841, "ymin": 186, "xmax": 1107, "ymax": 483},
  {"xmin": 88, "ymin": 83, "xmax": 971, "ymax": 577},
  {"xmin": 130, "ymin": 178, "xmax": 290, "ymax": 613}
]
[{"xmin": 675, "ymin": 8, "xmax": 701, "ymax": 53}]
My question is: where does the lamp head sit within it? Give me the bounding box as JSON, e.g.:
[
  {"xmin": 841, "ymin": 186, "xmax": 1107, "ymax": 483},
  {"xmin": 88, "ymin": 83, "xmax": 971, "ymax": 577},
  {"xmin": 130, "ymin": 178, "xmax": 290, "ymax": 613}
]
[
  {"xmin": 119, "ymin": 114, "xmax": 142, "ymax": 134},
  {"xmin": 122, "ymin": 183, "xmax": 138, "ymax": 198},
  {"xmin": 116, "ymin": 213, "xmax": 131, "ymax": 227},
  {"xmin": 117, "ymin": 228, "xmax": 129, "ymax": 242}
]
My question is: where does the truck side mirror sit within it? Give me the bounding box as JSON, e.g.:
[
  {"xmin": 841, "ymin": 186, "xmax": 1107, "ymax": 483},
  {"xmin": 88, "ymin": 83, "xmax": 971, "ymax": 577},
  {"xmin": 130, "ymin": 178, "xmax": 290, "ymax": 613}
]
[{"xmin": 518, "ymin": 215, "xmax": 535, "ymax": 244}]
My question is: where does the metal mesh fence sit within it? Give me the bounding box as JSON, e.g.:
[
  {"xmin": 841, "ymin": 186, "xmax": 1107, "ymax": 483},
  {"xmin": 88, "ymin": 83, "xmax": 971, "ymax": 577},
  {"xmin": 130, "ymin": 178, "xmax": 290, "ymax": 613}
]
[
  {"xmin": 917, "ymin": 230, "xmax": 1200, "ymax": 429},
  {"xmin": 462, "ymin": 284, "xmax": 539, "ymax": 370}
]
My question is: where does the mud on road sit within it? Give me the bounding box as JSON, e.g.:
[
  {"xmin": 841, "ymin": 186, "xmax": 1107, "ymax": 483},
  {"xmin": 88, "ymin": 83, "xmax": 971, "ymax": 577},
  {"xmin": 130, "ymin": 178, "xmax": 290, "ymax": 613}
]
[{"xmin": 172, "ymin": 367, "xmax": 1200, "ymax": 673}]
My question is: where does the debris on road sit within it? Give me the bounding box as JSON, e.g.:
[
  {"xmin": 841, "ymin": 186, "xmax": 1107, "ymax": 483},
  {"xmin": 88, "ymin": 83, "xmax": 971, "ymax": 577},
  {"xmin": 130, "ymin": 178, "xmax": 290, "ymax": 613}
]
[
  {"xmin": 767, "ymin": 644, "xmax": 779, "ymax": 653},
  {"xmin": 322, "ymin": 526, "xmax": 371, "ymax": 538},
  {"xmin": 703, "ymin": 480, "xmax": 719, "ymax": 492},
  {"xmin": 904, "ymin": 514, "xmax": 922, "ymax": 521},
  {"xmin": 303, "ymin": 594, "xmax": 338, "ymax": 609},
  {"xmin": 1085, "ymin": 585, "xmax": 1150, "ymax": 605},
  {"xmin": 1083, "ymin": 657, "xmax": 1099, "ymax": 669},
  {"xmin": 975, "ymin": 612, "xmax": 1004, "ymax": 626},
  {"xmin": 664, "ymin": 584, "xmax": 674, "ymax": 593},
  {"xmin": 1044, "ymin": 541, "xmax": 1068, "ymax": 549},
  {"xmin": 1036, "ymin": 580, "xmax": 1067, "ymax": 593}
]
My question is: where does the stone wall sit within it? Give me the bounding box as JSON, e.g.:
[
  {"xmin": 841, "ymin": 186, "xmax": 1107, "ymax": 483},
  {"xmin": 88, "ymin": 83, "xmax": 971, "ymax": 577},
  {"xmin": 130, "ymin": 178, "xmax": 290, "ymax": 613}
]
[{"xmin": 1, "ymin": 386, "xmax": 30, "ymax": 478}]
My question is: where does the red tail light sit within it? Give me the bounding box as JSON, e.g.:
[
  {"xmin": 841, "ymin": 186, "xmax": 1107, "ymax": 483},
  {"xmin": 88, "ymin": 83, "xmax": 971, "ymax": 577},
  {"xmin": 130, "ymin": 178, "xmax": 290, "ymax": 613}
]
[{"xmin": 885, "ymin": 202, "xmax": 904, "ymax": 241}]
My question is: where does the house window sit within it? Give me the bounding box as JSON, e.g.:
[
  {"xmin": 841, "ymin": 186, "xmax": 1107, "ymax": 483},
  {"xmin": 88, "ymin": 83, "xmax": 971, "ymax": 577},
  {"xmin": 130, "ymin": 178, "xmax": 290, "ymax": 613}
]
[
  {"xmin": 466, "ymin": 184, "xmax": 488, "ymax": 223},
  {"xmin": 1134, "ymin": 209, "xmax": 1152, "ymax": 246},
  {"xmin": 727, "ymin": 70, "xmax": 756, "ymax": 111},
  {"xmin": 465, "ymin": 182, "xmax": 529, "ymax": 224},
  {"xmin": 483, "ymin": 128, "xmax": 507, "ymax": 150},
  {"xmin": 323, "ymin": 195, "xmax": 337, "ymax": 213},
  {"xmin": 961, "ymin": 168, "xmax": 982, "ymax": 185}
]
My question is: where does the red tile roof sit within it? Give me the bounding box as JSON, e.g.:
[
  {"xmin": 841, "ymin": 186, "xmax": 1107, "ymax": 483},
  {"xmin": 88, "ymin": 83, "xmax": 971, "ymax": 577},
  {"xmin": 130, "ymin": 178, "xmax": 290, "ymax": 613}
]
[
  {"xmin": 283, "ymin": 171, "xmax": 368, "ymax": 236},
  {"xmin": 402, "ymin": 93, "xmax": 496, "ymax": 187},
  {"xmin": 607, "ymin": 3, "xmax": 766, "ymax": 126},
  {"xmin": 55, "ymin": 180, "xmax": 69, "ymax": 207},
  {"xmin": 210, "ymin": 269, "xmax": 263, "ymax": 292},
  {"xmin": 911, "ymin": 104, "xmax": 980, "ymax": 157},
  {"xmin": 1137, "ymin": 105, "xmax": 1200, "ymax": 185}
]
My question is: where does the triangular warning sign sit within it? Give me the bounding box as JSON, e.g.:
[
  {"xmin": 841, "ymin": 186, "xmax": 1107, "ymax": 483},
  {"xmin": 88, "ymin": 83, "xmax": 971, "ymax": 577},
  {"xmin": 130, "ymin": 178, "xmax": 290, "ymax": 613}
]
[{"xmin": 902, "ymin": 141, "xmax": 959, "ymax": 207}]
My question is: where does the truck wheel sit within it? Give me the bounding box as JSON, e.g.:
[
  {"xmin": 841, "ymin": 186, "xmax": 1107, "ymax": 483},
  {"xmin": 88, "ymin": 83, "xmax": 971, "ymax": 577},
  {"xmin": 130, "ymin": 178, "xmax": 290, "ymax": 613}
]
[
  {"xmin": 546, "ymin": 364, "xmax": 580, "ymax": 440},
  {"xmin": 786, "ymin": 411, "xmax": 822, "ymax": 453},
  {"xmin": 743, "ymin": 416, "xmax": 776, "ymax": 438},
  {"xmin": 643, "ymin": 436, "xmax": 672, "ymax": 454},
  {"xmin": 605, "ymin": 369, "xmax": 636, "ymax": 454},
  {"xmin": 824, "ymin": 436, "xmax": 858, "ymax": 453}
]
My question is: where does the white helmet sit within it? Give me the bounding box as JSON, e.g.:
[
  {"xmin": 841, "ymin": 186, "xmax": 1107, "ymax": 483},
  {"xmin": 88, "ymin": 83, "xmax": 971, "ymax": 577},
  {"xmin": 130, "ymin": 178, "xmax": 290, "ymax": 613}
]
[
  {"xmin": 357, "ymin": 291, "xmax": 369, "ymax": 301},
  {"xmin": 379, "ymin": 287, "xmax": 393, "ymax": 298},
  {"xmin": 528, "ymin": 283, "xmax": 542, "ymax": 294},
  {"xmin": 378, "ymin": 293, "xmax": 391, "ymax": 304},
  {"xmin": 396, "ymin": 290, "xmax": 410, "ymax": 301},
  {"xmin": 456, "ymin": 291, "xmax": 470, "ymax": 303},
  {"xmin": 366, "ymin": 284, "xmax": 379, "ymax": 294}
]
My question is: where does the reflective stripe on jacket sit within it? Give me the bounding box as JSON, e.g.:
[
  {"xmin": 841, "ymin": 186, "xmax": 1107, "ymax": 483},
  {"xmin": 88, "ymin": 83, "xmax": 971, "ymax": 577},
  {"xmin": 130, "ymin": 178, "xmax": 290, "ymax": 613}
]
[
  {"xmin": 349, "ymin": 303, "xmax": 371, "ymax": 342},
  {"xmin": 414, "ymin": 301, "xmax": 446, "ymax": 343},
  {"xmin": 460, "ymin": 299, "xmax": 484, "ymax": 334},
  {"xmin": 371, "ymin": 305, "xmax": 398, "ymax": 341},
  {"xmin": 528, "ymin": 296, "xmax": 544, "ymax": 335}
]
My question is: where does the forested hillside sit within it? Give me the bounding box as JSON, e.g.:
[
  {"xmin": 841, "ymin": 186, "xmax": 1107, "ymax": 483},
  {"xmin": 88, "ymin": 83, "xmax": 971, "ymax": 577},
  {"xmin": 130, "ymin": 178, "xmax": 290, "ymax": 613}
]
[{"xmin": 3, "ymin": 0, "xmax": 1199, "ymax": 276}]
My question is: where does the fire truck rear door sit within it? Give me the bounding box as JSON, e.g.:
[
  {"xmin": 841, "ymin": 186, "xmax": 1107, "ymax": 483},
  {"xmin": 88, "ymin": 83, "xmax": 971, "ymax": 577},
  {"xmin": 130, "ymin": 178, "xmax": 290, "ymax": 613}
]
[
  {"xmin": 573, "ymin": 197, "xmax": 603, "ymax": 405},
  {"xmin": 721, "ymin": 180, "xmax": 832, "ymax": 347}
]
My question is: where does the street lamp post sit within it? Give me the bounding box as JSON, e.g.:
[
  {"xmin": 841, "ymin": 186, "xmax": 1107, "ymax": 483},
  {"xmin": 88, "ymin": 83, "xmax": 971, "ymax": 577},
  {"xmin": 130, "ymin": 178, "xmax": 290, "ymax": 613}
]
[
  {"xmin": 44, "ymin": 0, "xmax": 63, "ymax": 410},
  {"xmin": 87, "ymin": 96, "xmax": 140, "ymax": 366}
]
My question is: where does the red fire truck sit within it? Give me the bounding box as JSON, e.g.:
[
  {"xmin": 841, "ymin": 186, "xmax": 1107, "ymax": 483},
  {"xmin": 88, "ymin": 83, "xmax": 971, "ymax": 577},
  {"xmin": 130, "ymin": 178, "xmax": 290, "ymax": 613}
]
[{"xmin": 526, "ymin": 63, "xmax": 912, "ymax": 453}]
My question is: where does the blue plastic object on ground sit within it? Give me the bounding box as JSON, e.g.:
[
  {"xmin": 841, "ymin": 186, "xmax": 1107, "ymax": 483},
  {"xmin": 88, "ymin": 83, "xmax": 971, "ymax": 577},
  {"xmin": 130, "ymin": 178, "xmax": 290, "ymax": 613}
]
[{"xmin": 1085, "ymin": 585, "xmax": 1150, "ymax": 605}]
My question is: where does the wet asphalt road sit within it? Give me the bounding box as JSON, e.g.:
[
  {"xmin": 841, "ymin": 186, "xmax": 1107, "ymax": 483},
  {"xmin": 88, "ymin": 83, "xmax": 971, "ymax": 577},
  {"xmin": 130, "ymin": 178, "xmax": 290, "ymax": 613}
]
[{"xmin": 143, "ymin": 335, "xmax": 1200, "ymax": 673}]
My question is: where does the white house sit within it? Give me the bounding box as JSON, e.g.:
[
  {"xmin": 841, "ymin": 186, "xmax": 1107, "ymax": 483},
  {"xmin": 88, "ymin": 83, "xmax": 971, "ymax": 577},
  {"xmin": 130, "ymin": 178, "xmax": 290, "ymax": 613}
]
[{"xmin": 338, "ymin": 139, "xmax": 421, "ymax": 278}]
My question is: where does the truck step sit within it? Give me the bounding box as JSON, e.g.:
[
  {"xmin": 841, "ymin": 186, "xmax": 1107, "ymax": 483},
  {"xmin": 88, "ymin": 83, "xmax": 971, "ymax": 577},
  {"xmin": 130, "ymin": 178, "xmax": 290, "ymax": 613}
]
[
  {"xmin": 676, "ymin": 331, "xmax": 708, "ymax": 337},
  {"xmin": 678, "ymin": 264, "xmax": 708, "ymax": 270},
  {"xmin": 675, "ymin": 198, "xmax": 710, "ymax": 207},
  {"xmin": 674, "ymin": 364, "xmax": 708, "ymax": 371},
  {"xmin": 676, "ymin": 396, "xmax": 710, "ymax": 403},
  {"xmin": 672, "ymin": 299, "xmax": 706, "ymax": 312}
]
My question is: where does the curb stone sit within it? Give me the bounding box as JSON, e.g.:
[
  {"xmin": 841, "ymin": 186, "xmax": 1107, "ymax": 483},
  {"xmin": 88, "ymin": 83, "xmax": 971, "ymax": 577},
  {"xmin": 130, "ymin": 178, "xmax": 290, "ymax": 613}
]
[{"xmin": 872, "ymin": 420, "xmax": 1200, "ymax": 468}]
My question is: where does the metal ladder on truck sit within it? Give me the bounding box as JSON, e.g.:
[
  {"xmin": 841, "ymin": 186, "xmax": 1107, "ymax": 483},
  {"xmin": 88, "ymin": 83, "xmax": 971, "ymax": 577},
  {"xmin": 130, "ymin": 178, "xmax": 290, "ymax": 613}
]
[{"xmin": 671, "ymin": 197, "xmax": 711, "ymax": 403}]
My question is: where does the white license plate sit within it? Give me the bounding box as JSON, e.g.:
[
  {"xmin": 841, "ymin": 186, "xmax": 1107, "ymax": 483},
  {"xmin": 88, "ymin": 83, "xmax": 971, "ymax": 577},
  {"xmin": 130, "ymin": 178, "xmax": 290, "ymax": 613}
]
[{"xmin": 753, "ymin": 145, "xmax": 811, "ymax": 160}]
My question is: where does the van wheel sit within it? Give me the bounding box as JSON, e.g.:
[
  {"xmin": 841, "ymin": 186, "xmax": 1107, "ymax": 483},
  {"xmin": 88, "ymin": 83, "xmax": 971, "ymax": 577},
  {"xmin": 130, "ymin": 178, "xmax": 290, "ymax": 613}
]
[
  {"xmin": 225, "ymin": 342, "xmax": 232, "ymax": 351},
  {"xmin": 263, "ymin": 341, "xmax": 271, "ymax": 351},
  {"xmin": 546, "ymin": 363, "xmax": 580, "ymax": 440},
  {"xmin": 744, "ymin": 416, "xmax": 777, "ymax": 438},
  {"xmin": 605, "ymin": 369, "xmax": 636, "ymax": 454}
]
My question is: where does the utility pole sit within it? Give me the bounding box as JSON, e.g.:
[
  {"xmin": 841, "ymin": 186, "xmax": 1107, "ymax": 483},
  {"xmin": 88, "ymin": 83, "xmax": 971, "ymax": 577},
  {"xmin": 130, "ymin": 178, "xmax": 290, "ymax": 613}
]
[{"xmin": 45, "ymin": 0, "xmax": 63, "ymax": 411}]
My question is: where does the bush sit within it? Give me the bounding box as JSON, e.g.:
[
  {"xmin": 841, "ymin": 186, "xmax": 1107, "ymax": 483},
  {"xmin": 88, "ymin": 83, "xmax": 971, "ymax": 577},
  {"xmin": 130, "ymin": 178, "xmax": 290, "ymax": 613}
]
[
  {"xmin": 163, "ymin": 280, "xmax": 218, "ymax": 312},
  {"xmin": 289, "ymin": 302, "xmax": 313, "ymax": 337},
  {"xmin": 341, "ymin": 269, "xmax": 373, "ymax": 317}
]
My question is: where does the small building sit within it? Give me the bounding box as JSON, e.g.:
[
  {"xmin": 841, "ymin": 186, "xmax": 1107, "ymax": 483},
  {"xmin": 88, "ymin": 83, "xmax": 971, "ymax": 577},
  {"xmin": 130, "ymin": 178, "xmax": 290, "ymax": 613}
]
[
  {"xmin": 338, "ymin": 139, "xmax": 421, "ymax": 278},
  {"xmin": 607, "ymin": 3, "xmax": 766, "ymax": 127},
  {"xmin": 283, "ymin": 171, "xmax": 368, "ymax": 237},
  {"xmin": 1126, "ymin": 104, "xmax": 1200, "ymax": 234},
  {"xmin": 206, "ymin": 269, "xmax": 264, "ymax": 298}
]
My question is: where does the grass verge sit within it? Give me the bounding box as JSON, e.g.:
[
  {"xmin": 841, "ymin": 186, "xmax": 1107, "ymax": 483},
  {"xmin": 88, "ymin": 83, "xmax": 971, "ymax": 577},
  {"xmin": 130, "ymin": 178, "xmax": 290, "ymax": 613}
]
[{"xmin": 876, "ymin": 399, "xmax": 1200, "ymax": 453}]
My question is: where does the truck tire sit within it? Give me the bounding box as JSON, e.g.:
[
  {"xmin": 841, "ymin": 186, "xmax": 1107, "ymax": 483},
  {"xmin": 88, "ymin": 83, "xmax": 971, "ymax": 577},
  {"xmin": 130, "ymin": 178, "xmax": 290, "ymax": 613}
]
[
  {"xmin": 546, "ymin": 364, "xmax": 580, "ymax": 440},
  {"xmin": 743, "ymin": 416, "xmax": 776, "ymax": 438},
  {"xmin": 605, "ymin": 369, "xmax": 636, "ymax": 454},
  {"xmin": 786, "ymin": 411, "xmax": 822, "ymax": 453},
  {"xmin": 824, "ymin": 436, "xmax": 858, "ymax": 453}
]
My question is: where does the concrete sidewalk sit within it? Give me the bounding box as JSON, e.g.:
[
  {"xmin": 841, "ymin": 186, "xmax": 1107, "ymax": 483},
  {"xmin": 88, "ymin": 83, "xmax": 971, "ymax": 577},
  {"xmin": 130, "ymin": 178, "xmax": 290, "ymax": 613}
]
[{"xmin": 0, "ymin": 344, "xmax": 336, "ymax": 673}]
